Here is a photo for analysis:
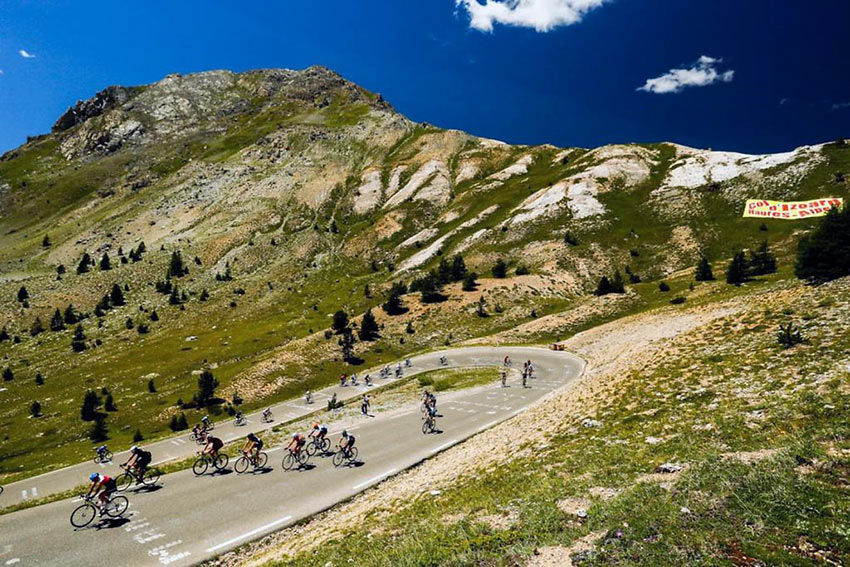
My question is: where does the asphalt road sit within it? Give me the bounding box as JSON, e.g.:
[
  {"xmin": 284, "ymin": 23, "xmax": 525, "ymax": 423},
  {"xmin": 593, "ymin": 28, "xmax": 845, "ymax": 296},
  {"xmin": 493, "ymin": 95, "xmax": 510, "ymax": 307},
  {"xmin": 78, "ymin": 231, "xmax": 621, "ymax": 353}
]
[{"xmin": 0, "ymin": 346, "xmax": 584, "ymax": 566}]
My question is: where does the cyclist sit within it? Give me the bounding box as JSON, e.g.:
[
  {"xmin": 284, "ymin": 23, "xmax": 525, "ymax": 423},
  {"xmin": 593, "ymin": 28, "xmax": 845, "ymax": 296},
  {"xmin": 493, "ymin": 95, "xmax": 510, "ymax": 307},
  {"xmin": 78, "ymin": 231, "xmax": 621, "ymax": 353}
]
[
  {"xmin": 242, "ymin": 432, "xmax": 263, "ymax": 462},
  {"xmin": 124, "ymin": 445, "xmax": 152, "ymax": 477},
  {"xmin": 405, "ymin": 357, "xmax": 411, "ymax": 367},
  {"xmin": 305, "ymin": 390, "xmax": 313, "ymax": 404},
  {"xmin": 86, "ymin": 472, "xmax": 117, "ymax": 515},
  {"xmin": 95, "ymin": 444, "xmax": 109, "ymax": 461},
  {"xmin": 339, "ymin": 430, "xmax": 356, "ymax": 457},
  {"xmin": 501, "ymin": 371, "xmax": 507, "ymax": 387},
  {"xmin": 309, "ymin": 421, "xmax": 328, "ymax": 442},
  {"xmin": 340, "ymin": 373, "xmax": 348, "ymax": 387},
  {"xmin": 364, "ymin": 374, "xmax": 372, "ymax": 386},
  {"xmin": 504, "ymin": 355, "xmax": 511, "ymax": 366},
  {"xmin": 234, "ymin": 410, "xmax": 244, "ymax": 425},
  {"xmin": 262, "ymin": 407, "xmax": 273, "ymax": 422},
  {"xmin": 287, "ymin": 432, "xmax": 307, "ymax": 456},
  {"xmin": 201, "ymin": 415, "xmax": 211, "ymax": 431},
  {"xmin": 439, "ymin": 355, "xmax": 447, "ymax": 365},
  {"xmin": 351, "ymin": 373, "xmax": 358, "ymax": 386},
  {"xmin": 202, "ymin": 434, "xmax": 224, "ymax": 458}
]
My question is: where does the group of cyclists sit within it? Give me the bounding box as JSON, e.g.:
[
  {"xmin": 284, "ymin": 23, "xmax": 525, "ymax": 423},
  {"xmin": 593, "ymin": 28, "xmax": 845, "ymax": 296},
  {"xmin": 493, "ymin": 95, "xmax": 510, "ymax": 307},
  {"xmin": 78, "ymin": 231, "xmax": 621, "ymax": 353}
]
[{"xmin": 84, "ymin": 445, "xmax": 151, "ymax": 516}]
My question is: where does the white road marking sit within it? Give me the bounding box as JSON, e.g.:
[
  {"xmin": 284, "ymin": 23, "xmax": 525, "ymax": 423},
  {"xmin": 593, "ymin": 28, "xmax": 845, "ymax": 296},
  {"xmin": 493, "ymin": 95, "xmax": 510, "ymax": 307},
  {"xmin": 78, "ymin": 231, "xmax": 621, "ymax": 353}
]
[
  {"xmin": 31, "ymin": 487, "xmax": 37, "ymax": 497},
  {"xmin": 352, "ymin": 468, "xmax": 397, "ymax": 490},
  {"xmin": 20, "ymin": 490, "xmax": 26, "ymax": 500},
  {"xmin": 430, "ymin": 439, "xmax": 457, "ymax": 453},
  {"xmin": 205, "ymin": 515, "xmax": 293, "ymax": 553},
  {"xmin": 486, "ymin": 410, "xmax": 496, "ymax": 414},
  {"xmin": 5, "ymin": 558, "xmax": 21, "ymax": 565}
]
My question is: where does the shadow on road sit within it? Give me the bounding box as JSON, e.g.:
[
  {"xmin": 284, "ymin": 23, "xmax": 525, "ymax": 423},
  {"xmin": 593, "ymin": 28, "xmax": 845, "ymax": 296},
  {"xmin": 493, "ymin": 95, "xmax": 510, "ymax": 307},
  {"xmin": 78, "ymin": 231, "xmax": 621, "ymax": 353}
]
[
  {"xmin": 93, "ymin": 517, "xmax": 131, "ymax": 530},
  {"xmin": 130, "ymin": 484, "xmax": 163, "ymax": 494}
]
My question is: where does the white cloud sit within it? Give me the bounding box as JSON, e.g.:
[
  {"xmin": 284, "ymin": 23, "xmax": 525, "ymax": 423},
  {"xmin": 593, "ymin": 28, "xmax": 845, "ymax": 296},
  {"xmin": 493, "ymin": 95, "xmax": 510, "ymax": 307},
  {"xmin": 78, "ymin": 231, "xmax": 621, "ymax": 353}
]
[
  {"xmin": 456, "ymin": 0, "xmax": 608, "ymax": 32},
  {"xmin": 832, "ymin": 101, "xmax": 850, "ymax": 111},
  {"xmin": 638, "ymin": 55, "xmax": 734, "ymax": 94},
  {"xmin": 19, "ymin": 49, "xmax": 36, "ymax": 58}
]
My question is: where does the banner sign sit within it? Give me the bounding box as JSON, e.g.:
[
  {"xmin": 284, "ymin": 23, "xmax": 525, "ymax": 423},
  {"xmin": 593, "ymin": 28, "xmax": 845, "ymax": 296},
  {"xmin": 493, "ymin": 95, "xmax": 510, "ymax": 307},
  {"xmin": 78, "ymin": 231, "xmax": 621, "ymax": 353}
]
[{"xmin": 743, "ymin": 198, "xmax": 844, "ymax": 219}]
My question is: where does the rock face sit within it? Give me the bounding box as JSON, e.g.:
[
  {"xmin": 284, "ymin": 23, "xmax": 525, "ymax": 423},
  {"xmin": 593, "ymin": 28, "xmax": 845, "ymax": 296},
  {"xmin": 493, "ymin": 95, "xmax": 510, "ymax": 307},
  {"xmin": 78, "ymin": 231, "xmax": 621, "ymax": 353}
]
[{"xmin": 52, "ymin": 85, "xmax": 138, "ymax": 133}]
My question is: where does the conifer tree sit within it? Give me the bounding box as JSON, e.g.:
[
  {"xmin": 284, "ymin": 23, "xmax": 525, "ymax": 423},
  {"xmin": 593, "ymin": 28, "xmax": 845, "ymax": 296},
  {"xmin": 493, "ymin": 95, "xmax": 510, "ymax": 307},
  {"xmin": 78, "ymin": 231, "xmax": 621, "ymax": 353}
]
[
  {"xmin": 77, "ymin": 252, "xmax": 92, "ymax": 274},
  {"xmin": 462, "ymin": 271, "xmax": 479, "ymax": 291},
  {"xmin": 17, "ymin": 286, "xmax": 29, "ymax": 303},
  {"xmin": 50, "ymin": 308, "xmax": 65, "ymax": 331},
  {"xmin": 2, "ymin": 367, "xmax": 13, "ymax": 382},
  {"xmin": 358, "ymin": 308, "xmax": 380, "ymax": 341},
  {"xmin": 89, "ymin": 415, "xmax": 108, "ymax": 441},
  {"xmin": 71, "ymin": 324, "xmax": 87, "ymax": 352},
  {"xmin": 726, "ymin": 251, "xmax": 749, "ymax": 285},
  {"xmin": 110, "ymin": 283, "xmax": 125, "ymax": 306},
  {"xmin": 35, "ymin": 372, "xmax": 44, "ymax": 385},
  {"xmin": 595, "ymin": 276, "xmax": 612, "ymax": 296},
  {"xmin": 63, "ymin": 304, "xmax": 79, "ymax": 325},
  {"xmin": 42, "ymin": 235, "xmax": 51, "ymax": 248},
  {"xmin": 450, "ymin": 255, "xmax": 467, "ymax": 281},
  {"xmin": 611, "ymin": 270, "xmax": 626, "ymax": 294},
  {"xmin": 80, "ymin": 390, "xmax": 101, "ymax": 421},
  {"xmin": 199, "ymin": 289, "xmax": 210, "ymax": 302},
  {"xmin": 168, "ymin": 251, "xmax": 187, "ymax": 278},
  {"xmin": 382, "ymin": 285, "xmax": 406, "ymax": 315},
  {"xmin": 795, "ymin": 205, "xmax": 850, "ymax": 283},
  {"xmin": 0, "ymin": 326, "xmax": 9, "ymax": 342},
  {"xmin": 194, "ymin": 370, "xmax": 219, "ymax": 406},
  {"xmin": 491, "ymin": 258, "xmax": 508, "ymax": 279},
  {"xmin": 695, "ymin": 256, "xmax": 715, "ymax": 281},
  {"xmin": 104, "ymin": 393, "xmax": 117, "ymax": 411},
  {"xmin": 30, "ymin": 400, "xmax": 41, "ymax": 417},
  {"xmin": 332, "ymin": 310, "xmax": 350, "ymax": 334},
  {"xmin": 749, "ymin": 241, "xmax": 777, "ymax": 276},
  {"xmin": 99, "ymin": 252, "xmax": 112, "ymax": 271},
  {"xmin": 150, "ymin": 310, "xmax": 159, "ymax": 322}
]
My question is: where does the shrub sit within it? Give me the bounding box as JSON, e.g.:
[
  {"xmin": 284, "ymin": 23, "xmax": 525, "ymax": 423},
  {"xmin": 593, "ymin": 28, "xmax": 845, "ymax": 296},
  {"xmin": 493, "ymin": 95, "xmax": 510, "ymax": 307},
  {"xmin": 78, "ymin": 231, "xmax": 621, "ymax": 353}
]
[
  {"xmin": 332, "ymin": 310, "xmax": 350, "ymax": 334},
  {"xmin": 35, "ymin": 372, "xmax": 44, "ymax": 385},
  {"xmin": 515, "ymin": 265, "xmax": 530, "ymax": 276},
  {"xmin": 104, "ymin": 394, "xmax": 117, "ymax": 412},
  {"xmin": 795, "ymin": 205, "xmax": 850, "ymax": 283},
  {"xmin": 749, "ymin": 241, "xmax": 777, "ymax": 276},
  {"xmin": 777, "ymin": 322, "xmax": 804, "ymax": 348},
  {"xmin": 2, "ymin": 367, "xmax": 13, "ymax": 382},
  {"xmin": 659, "ymin": 281, "xmax": 670, "ymax": 292},
  {"xmin": 133, "ymin": 429, "xmax": 144, "ymax": 442},
  {"xmin": 670, "ymin": 296, "xmax": 686, "ymax": 305},
  {"xmin": 564, "ymin": 231, "xmax": 578, "ymax": 246},
  {"xmin": 50, "ymin": 309, "xmax": 65, "ymax": 331},
  {"xmin": 491, "ymin": 259, "xmax": 507, "ymax": 279},
  {"xmin": 148, "ymin": 379, "xmax": 156, "ymax": 393},
  {"xmin": 726, "ymin": 251, "xmax": 749, "ymax": 285},
  {"xmin": 99, "ymin": 253, "xmax": 111, "ymax": 271},
  {"xmin": 30, "ymin": 400, "xmax": 41, "ymax": 417},
  {"xmin": 71, "ymin": 324, "xmax": 87, "ymax": 352},
  {"xmin": 695, "ymin": 256, "xmax": 715, "ymax": 281},
  {"xmin": 30, "ymin": 317, "xmax": 44, "ymax": 337}
]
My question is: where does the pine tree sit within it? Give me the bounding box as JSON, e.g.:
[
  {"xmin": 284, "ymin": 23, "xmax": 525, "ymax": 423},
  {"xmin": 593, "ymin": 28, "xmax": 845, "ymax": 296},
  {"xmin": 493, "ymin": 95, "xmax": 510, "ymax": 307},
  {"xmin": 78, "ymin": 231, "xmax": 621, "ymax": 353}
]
[
  {"xmin": 17, "ymin": 286, "xmax": 29, "ymax": 303},
  {"xmin": 30, "ymin": 317, "xmax": 44, "ymax": 336},
  {"xmin": 30, "ymin": 400, "xmax": 41, "ymax": 417},
  {"xmin": 57, "ymin": 264, "xmax": 66, "ymax": 276},
  {"xmin": 406, "ymin": 321, "xmax": 415, "ymax": 334},
  {"xmin": 133, "ymin": 429, "xmax": 144, "ymax": 442},
  {"xmin": 50, "ymin": 308, "xmax": 65, "ymax": 331},
  {"xmin": 462, "ymin": 271, "xmax": 479, "ymax": 291},
  {"xmin": 169, "ymin": 285, "xmax": 181, "ymax": 305},
  {"xmin": 339, "ymin": 328, "xmax": 356, "ymax": 362},
  {"xmin": 77, "ymin": 252, "xmax": 92, "ymax": 274},
  {"xmin": 332, "ymin": 310, "xmax": 350, "ymax": 334},
  {"xmin": 199, "ymin": 289, "xmax": 210, "ymax": 302},
  {"xmin": 437, "ymin": 257, "xmax": 453, "ymax": 284},
  {"xmin": 695, "ymin": 256, "xmax": 715, "ymax": 281},
  {"xmin": 2, "ymin": 367, "xmax": 13, "ymax": 382},
  {"xmin": 795, "ymin": 205, "xmax": 850, "ymax": 283},
  {"xmin": 42, "ymin": 234, "xmax": 51, "ymax": 248},
  {"xmin": 194, "ymin": 370, "xmax": 219, "ymax": 407},
  {"xmin": 71, "ymin": 324, "xmax": 87, "ymax": 352},
  {"xmin": 104, "ymin": 394, "xmax": 117, "ymax": 411},
  {"xmin": 515, "ymin": 265, "xmax": 530, "ymax": 276},
  {"xmin": 35, "ymin": 372, "xmax": 44, "ymax": 385},
  {"xmin": 726, "ymin": 251, "xmax": 749, "ymax": 285},
  {"xmin": 595, "ymin": 276, "xmax": 612, "ymax": 296},
  {"xmin": 137, "ymin": 323, "xmax": 150, "ymax": 334},
  {"xmin": 97, "ymin": 294, "xmax": 111, "ymax": 312},
  {"xmin": 63, "ymin": 304, "xmax": 79, "ymax": 325},
  {"xmin": 382, "ymin": 286, "xmax": 405, "ymax": 315},
  {"xmin": 0, "ymin": 326, "xmax": 9, "ymax": 342},
  {"xmin": 364, "ymin": 284, "xmax": 371, "ymax": 298},
  {"xmin": 150, "ymin": 310, "xmax": 159, "ymax": 322},
  {"xmin": 610, "ymin": 270, "xmax": 625, "ymax": 294},
  {"xmin": 125, "ymin": 317, "xmax": 134, "ymax": 330},
  {"xmin": 450, "ymin": 255, "xmax": 467, "ymax": 282},
  {"xmin": 491, "ymin": 258, "xmax": 508, "ymax": 279},
  {"xmin": 658, "ymin": 281, "xmax": 670, "ymax": 292},
  {"xmin": 168, "ymin": 251, "xmax": 187, "ymax": 278},
  {"xmin": 749, "ymin": 241, "xmax": 777, "ymax": 276},
  {"xmin": 110, "ymin": 284, "xmax": 125, "ymax": 306},
  {"xmin": 148, "ymin": 379, "xmax": 156, "ymax": 393},
  {"xmin": 177, "ymin": 413, "xmax": 189, "ymax": 431},
  {"xmin": 169, "ymin": 415, "xmax": 180, "ymax": 432},
  {"xmin": 89, "ymin": 415, "xmax": 108, "ymax": 441},
  {"xmin": 80, "ymin": 390, "xmax": 101, "ymax": 421},
  {"xmin": 99, "ymin": 252, "xmax": 112, "ymax": 271},
  {"xmin": 359, "ymin": 308, "xmax": 380, "ymax": 341}
]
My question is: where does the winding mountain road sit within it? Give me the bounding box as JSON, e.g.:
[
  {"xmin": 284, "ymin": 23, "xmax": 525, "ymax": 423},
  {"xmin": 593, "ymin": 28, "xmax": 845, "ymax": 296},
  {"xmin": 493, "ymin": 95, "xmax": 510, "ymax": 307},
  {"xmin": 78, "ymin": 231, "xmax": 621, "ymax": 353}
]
[{"xmin": 0, "ymin": 346, "xmax": 584, "ymax": 566}]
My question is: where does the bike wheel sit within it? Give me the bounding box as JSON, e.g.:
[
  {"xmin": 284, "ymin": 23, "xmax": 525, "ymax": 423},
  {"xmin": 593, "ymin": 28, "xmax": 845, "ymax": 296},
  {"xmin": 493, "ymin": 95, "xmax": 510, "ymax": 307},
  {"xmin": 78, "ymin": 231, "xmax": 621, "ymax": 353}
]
[
  {"xmin": 281, "ymin": 453, "xmax": 295, "ymax": 471},
  {"xmin": 105, "ymin": 495, "xmax": 129, "ymax": 517},
  {"xmin": 70, "ymin": 503, "xmax": 97, "ymax": 528},
  {"xmin": 214, "ymin": 454, "xmax": 229, "ymax": 470},
  {"xmin": 234, "ymin": 456, "xmax": 249, "ymax": 474},
  {"xmin": 332, "ymin": 451, "xmax": 344, "ymax": 467},
  {"xmin": 255, "ymin": 452, "xmax": 268, "ymax": 469},
  {"xmin": 320, "ymin": 437, "xmax": 330, "ymax": 453},
  {"xmin": 298, "ymin": 451, "xmax": 309, "ymax": 466},
  {"xmin": 422, "ymin": 421, "xmax": 431, "ymax": 435},
  {"xmin": 115, "ymin": 472, "xmax": 134, "ymax": 492},
  {"xmin": 104, "ymin": 450, "xmax": 112, "ymax": 462},
  {"xmin": 192, "ymin": 457, "xmax": 209, "ymax": 476},
  {"xmin": 348, "ymin": 447, "xmax": 359, "ymax": 463},
  {"xmin": 93, "ymin": 455, "xmax": 100, "ymax": 464},
  {"xmin": 143, "ymin": 468, "xmax": 161, "ymax": 486},
  {"xmin": 306, "ymin": 441, "xmax": 318, "ymax": 456}
]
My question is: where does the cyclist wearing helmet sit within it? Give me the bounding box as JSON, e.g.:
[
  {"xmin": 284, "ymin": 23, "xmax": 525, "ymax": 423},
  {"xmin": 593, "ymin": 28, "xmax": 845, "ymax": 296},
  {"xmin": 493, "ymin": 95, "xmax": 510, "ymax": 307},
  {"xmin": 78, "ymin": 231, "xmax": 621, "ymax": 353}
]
[
  {"xmin": 124, "ymin": 445, "xmax": 152, "ymax": 476},
  {"xmin": 242, "ymin": 433, "xmax": 263, "ymax": 460},
  {"xmin": 339, "ymin": 430, "xmax": 356, "ymax": 457},
  {"xmin": 86, "ymin": 472, "xmax": 117, "ymax": 514},
  {"xmin": 201, "ymin": 415, "xmax": 210, "ymax": 431},
  {"xmin": 202, "ymin": 434, "xmax": 224, "ymax": 458},
  {"xmin": 309, "ymin": 421, "xmax": 328, "ymax": 441},
  {"xmin": 287, "ymin": 432, "xmax": 307, "ymax": 455}
]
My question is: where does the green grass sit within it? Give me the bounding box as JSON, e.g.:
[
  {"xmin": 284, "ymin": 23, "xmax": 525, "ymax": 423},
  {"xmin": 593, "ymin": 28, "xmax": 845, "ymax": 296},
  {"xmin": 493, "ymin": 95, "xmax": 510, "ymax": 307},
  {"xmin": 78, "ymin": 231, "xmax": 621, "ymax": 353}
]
[{"xmin": 416, "ymin": 367, "xmax": 499, "ymax": 391}]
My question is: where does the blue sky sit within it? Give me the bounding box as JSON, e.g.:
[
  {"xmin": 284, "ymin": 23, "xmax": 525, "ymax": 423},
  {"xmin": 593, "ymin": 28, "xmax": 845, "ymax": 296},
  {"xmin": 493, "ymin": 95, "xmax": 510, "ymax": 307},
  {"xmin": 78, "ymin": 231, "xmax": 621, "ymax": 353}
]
[{"xmin": 0, "ymin": 0, "xmax": 848, "ymax": 154}]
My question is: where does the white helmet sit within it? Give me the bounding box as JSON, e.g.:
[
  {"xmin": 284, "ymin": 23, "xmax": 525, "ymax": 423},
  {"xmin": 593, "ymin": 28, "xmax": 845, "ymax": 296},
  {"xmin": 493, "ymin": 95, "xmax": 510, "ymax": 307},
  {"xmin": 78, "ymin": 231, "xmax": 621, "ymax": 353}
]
[{"xmin": 130, "ymin": 445, "xmax": 139, "ymax": 452}]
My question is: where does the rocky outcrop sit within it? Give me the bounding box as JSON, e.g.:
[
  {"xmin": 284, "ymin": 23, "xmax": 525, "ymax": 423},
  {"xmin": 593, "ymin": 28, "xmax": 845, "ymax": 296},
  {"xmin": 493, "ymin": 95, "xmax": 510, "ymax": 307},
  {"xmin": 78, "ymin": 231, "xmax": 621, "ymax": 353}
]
[{"xmin": 52, "ymin": 85, "xmax": 138, "ymax": 133}]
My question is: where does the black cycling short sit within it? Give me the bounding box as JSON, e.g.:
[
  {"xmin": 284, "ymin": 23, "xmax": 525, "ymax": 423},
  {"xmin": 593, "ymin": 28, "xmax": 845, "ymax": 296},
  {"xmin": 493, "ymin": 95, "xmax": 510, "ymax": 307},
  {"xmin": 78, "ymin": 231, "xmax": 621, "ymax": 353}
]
[{"xmin": 103, "ymin": 479, "xmax": 117, "ymax": 493}]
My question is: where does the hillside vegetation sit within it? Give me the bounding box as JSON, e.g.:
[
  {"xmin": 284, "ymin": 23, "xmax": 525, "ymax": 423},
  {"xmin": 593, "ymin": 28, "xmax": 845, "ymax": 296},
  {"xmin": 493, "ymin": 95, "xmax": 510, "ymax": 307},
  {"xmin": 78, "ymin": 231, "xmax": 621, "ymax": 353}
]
[{"xmin": 0, "ymin": 66, "xmax": 848, "ymax": 483}]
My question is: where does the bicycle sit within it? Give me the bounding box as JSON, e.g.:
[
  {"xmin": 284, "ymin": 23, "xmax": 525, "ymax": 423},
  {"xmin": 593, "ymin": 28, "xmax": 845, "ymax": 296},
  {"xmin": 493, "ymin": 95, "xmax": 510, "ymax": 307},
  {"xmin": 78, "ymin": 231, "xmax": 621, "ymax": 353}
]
[
  {"xmin": 93, "ymin": 448, "xmax": 112, "ymax": 464},
  {"xmin": 233, "ymin": 415, "xmax": 247, "ymax": 426},
  {"xmin": 422, "ymin": 415, "xmax": 437, "ymax": 434},
  {"xmin": 115, "ymin": 464, "xmax": 161, "ymax": 492},
  {"xmin": 70, "ymin": 493, "xmax": 129, "ymax": 528},
  {"xmin": 306, "ymin": 436, "xmax": 330, "ymax": 456},
  {"xmin": 405, "ymin": 358, "xmax": 412, "ymax": 367},
  {"xmin": 234, "ymin": 451, "xmax": 268, "ymax": 473},
  {"xmin": 281, "ymin": 448, "xmax": 309, "ymax": 471},
  {"xmin": 191, "ymin": 430, "xmax": 208, "ymax": 445},
  {"xmin": 192, "ymin": 452, "xmax": 229, "ymax": 475},
  {"xmin": 261, "ymin": 410, "xmax": 274, "ymax": 423},
  {"xmin": 332, "ymin": 446, "xmax": 359, "ymax": 467},
  {"xmin": 439, "ymin": 356, "xmax": 447, "ymax": 366}
]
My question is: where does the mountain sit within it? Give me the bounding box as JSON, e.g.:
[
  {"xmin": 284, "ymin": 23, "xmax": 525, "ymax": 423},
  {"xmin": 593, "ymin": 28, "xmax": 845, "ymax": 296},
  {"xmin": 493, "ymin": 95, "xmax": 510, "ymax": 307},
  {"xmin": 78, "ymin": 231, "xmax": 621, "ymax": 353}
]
[{"xmin": 0, "ymin": 66, "xmax": 848, "ymax": 478}]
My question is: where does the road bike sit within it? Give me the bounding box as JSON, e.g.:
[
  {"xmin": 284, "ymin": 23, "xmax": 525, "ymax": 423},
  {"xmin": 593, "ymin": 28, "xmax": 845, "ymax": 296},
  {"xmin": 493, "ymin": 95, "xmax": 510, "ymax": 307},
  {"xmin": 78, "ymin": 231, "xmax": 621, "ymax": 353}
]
[
  {"xmin": 70, "ymin": 493, "xmax": 128, "ymax": 528},
  {"xmin": 192, "ymin": 430, "xmax": 208, "ymax": 445},
  {"xmin": 233, "ymin": 415, "xmax": 247, "ymax": 426},
  {"xmin": 115, "ymin": 464, "xmax": 161, "ymax": 492},
  {"xmin": 192, "ymin": 452, "xmax": 229, "ymax": 475},
  {"xmin": 281, "ymin": 448, "xmax": 309, "ymax": 471},
  {"xmin": 261, "ymin": 410, "xmax": 274, "ymax": 423},
  {"xmin": 306, "ymin": 435, "xmax": 330, "ymax": 456},
  {"xmin": 234, "ymin": 451, "xmax": 268, "ymax": 473},
  {"xmin": 332, "ymin": 446, "xmax": 359, "ymax": 467},
  {"xmin": 422, "ymin": 415, "xmax": 437, "ymax": 434},
  {"xmin": 93, "ymin": 447, "xmax": 112, "ymax": 464}
]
